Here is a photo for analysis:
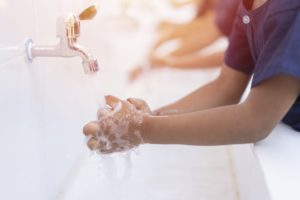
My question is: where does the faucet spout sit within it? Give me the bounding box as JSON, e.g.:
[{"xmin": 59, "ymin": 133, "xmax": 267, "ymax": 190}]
[
  {"xmin": 25, "ymin": 12, "xmax": 99, "ymax": 74},
  {"xmin": 67, "ymin": 38, "xmax": 99, "ymax": 73}
]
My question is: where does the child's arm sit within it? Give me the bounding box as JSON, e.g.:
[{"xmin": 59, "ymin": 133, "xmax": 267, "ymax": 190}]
[
  {"xmin": 153, "ymin": 11, "xmax": 221, "ymax": 57},
  {"xmin": 83, "ymin": 67, "xmax": 299, "ymax": 152},
  {"xmin": 167, "ymin": 16, "xmax": 221, "ymax": 57},
  {"xmin": 155, "ymin": 66, "xmax": 250, "ymax": 115},
  {"xmin": 143, "ymin": 75, "xmax": 300, "ymax": 145},
  {"xmin": 161, "ymin": 51, "xmax": 224, "ymax": 69}
]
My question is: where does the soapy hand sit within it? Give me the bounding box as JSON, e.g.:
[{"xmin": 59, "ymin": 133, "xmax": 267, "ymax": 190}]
[{"xmin": 83, "ymin": 95, "xmax": 151, "ymax": 154}]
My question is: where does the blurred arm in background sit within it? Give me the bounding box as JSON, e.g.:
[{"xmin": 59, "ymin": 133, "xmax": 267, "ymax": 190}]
[{"xmin": 129, "ymin": 0, "xmax": 240, "ymax": 82}]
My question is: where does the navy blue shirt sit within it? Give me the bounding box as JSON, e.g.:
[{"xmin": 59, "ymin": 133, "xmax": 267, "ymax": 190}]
[{"xmin": 225, "ymin": 0, "xmax": 300, "ymax": 131}]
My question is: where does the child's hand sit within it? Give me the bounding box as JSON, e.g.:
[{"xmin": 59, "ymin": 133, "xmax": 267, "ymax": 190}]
[
  {"xmin": 149, "ymin": 53, "xmax": 168, "ymax": 68},
  {"xmin": 83, "ymin": 96, "xmax": 151, "ymax": 154},
  {"xmin": 128, "ymin": 65, "xmax": 144, "ymax": 83},
  {"xmin": 127, "ymin": 97, "xmax": 152, "ymax": 114},
  {"xmin": 127, "ymin": 56, "xmax": 167, "ymax": 83}
]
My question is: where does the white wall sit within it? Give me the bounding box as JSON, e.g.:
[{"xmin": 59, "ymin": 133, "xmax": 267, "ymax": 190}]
[
  {"xmin": 229, "ymin": 145, "xmax": 271, "ymax": 200},
  {"xmin": 0, "ymin": 0, "xmax": 101, "ymax": 199}
]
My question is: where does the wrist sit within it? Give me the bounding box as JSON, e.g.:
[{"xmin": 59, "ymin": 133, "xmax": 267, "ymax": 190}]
[{"xmin": 140, "ymin": 114, "xmax": 154, "ymax": 144}]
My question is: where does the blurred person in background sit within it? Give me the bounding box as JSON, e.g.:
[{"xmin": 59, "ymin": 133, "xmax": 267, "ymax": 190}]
[{"xmin": 129, "ymin": 0, "xmax": 240, "ymax": 82}]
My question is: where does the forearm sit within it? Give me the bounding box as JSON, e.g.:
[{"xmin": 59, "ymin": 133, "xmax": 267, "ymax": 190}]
[
  {"xmin": 170, "ymin": 12, "xmax": 222, "ymax": 56},
  {"xmin": 155, "ymin": 81, "xmax": 236, "ymax": 115},
  {"xmin": 155, "ymin": 66, "xmax": 250, "ymax": 115},
  {"xmin": 166, "ymin": 51, "xmax": 224, "ymax": 69},
  {"xmin": 154, "ymin": 15, "xmax": 209, "ymax": 50},
  {"xmin": 145, "ymin": 75, "xmax": 300, "ymax": 146},
  {"xmin": 170, "ymin": 31, "xmax": 221, "ymax": 56},
  {"xmin": 144, "ymin": 104, "xmax": 264, "ymax": 145}
]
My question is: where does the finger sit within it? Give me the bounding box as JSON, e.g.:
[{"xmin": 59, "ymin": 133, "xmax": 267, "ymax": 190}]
[
  {"xmin": 149, "ymin": 54, "xmax": 167, "ymax": 68},
  {"xmin": 87, "ymin": 137, "xmax": 99, "ymax": 150},
  {"xmin": 152, "ymin": 110, "xmax": 161, "ymax": 116},
  {"xmin": 127, "ymin": 98, "xmax": 151, "ymax": 113},
  {"xmin": 97, "ymin": 107, "xmax": 113, "ymax": 119},
  {"xmin": 128, "ymin": 131, "xmax": 143, "ymax": 146},
  {"xmin": 119, "ymin": 100, "xmax": 134, "ymax": 114},
  {"xmin": 129, "ymin": 98, "xmax": 149, "ymax": 109},
  {"xmin": 128, "ymin": 66, "xmax": 143, "ymax": 83},
  {"xmin": 105, "ymin": 95, "xmax": 122, "ymax": 109},
  {"xmin": 100, "ymin": 145, "xmax": 128, "ymax": 154},
  {"xmin": 99, "ymin": 146, "xmax": 116, "ymax": 154},
  {"xmin": 83, "ymin": 122, "xmax": 99, "ymax": 137},
  {"xmin": 169, "ymin": 37, "xmax": 198, "ymax": 56},
  {"xmin": 157, "ymin": 21, "xmax": 171, "ymax": 31}
]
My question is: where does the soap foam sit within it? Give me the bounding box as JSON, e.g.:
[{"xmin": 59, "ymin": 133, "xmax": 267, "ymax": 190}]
[{"xmin": 88, "ymin": 101, "xmax": 144, "ymax": 154}]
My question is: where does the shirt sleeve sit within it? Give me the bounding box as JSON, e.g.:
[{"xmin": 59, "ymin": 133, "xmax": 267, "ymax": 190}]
[
  {"xmin": 214, "ymin": 0, "xmax": 240, "ymax": 36},
  {"xmin": 252, "ymin": 11, "xmax": 300, "ymax": 86},
  {"xmin": 224, "ymin": 15, "xmax": 255, "ymax": 75}
]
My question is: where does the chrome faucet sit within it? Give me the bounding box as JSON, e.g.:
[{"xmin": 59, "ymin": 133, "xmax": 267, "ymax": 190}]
[{"xmin": 26, "ymin": 6, "xmax": 99, "ymax": 74}]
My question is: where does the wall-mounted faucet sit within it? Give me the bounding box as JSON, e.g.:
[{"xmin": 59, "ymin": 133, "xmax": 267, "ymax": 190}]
[{"xmin": 26, "ymin": 6, "xmax": 99, "ymax": 74}]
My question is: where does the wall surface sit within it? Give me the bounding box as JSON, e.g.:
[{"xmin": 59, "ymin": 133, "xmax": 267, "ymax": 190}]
[
  {"xmin": 229, "ymin": 145, "xmax": 271, "ymax": 200},
  {"xmin": 0, "ymin": 0, "xmax": 101, "ymax": 199}
]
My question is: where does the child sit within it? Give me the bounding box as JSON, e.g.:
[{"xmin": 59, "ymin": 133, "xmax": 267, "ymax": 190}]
[
  {"xmin": 84, "ymin": 0, "xmax": 300, "ymax": 154},
  {"xmin": 153, "ymin": 0, "xmax": 240, "ymax": 66},
  {"xmin": 129, "ymin": 0, "xmax": 240, "ymax": 81}
]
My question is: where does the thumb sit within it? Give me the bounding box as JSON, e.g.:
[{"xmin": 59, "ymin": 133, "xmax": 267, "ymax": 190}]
[
  {"xmin": 105, "ymin": 95, "xmax": 122, "ymax": 110},
  {"xmin": 127, "ymin": 98, "xmax": 151, "ymax": 113}
]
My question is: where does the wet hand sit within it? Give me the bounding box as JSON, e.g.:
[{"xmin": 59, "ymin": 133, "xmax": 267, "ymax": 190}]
[{"xmin": 83, "ymin": 96, "xmax": 151, "ymax": 154}]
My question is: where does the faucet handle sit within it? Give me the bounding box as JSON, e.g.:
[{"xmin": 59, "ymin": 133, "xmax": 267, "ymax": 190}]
[
  {"xmin": 79, "ymin": 5, "xmax": 98, "ymax": 20},
  {"xmin": 56, "ymin": 5, "xmax": 97, "ymax": 39}
]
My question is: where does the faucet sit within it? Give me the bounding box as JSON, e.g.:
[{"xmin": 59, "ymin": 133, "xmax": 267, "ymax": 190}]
[{"xmin": 26, "ymin": 6, "xmax": 99, "ymax": 74}]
